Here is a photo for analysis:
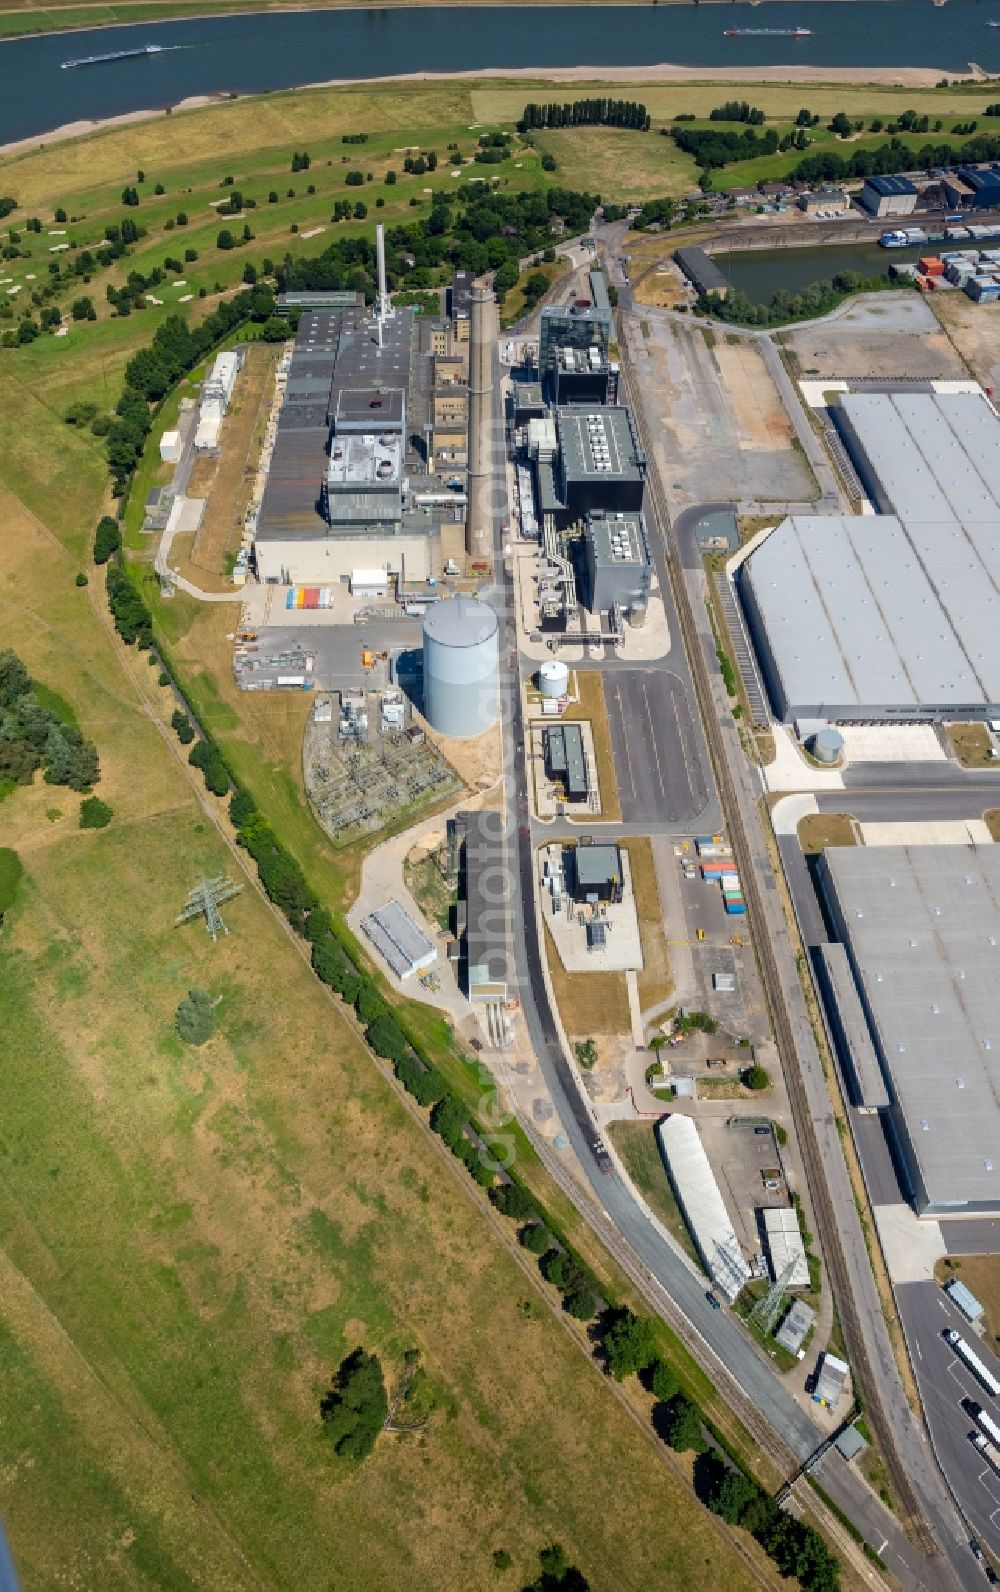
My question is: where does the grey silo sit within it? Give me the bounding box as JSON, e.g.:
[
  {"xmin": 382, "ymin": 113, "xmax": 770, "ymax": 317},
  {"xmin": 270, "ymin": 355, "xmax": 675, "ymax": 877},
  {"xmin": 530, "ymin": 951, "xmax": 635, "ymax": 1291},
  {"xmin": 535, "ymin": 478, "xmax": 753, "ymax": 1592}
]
[{"xmin": 422, "ymin": 596, "xmax": 499, "ymax": 739}]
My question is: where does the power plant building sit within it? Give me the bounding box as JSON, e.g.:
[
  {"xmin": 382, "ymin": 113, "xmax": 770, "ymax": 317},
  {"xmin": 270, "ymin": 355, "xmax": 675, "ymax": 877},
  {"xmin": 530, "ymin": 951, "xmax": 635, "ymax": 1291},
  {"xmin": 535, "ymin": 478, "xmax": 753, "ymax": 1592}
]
[
  {"xmin": 254, "ymin": 263, "xmax": 459, "ymax": 585},
  {"xmin": 535, "ymin": 407, "xmax": 645, "ymax": 525},
  {"xmin": 741, "ymin": 390, "xmax": 1000, "ymax": 721},
  {"xmin": 583, "ymin": 510, "xmax": 651, "ymax": 614},
  {"xmin": 538, "ymin": 289, "xmax": 612, "ymax": 383},
  {"xmin": 422, "ymin": 596, "xmax": 499, "ymax": 740},
  {"xmin": 457, "ymin": 808, "xmax": 510, "ymax": 1002},
  {"xmin": 543, "ymin": 722, "xmax": 588, "ymax": 802},
  {"xmin": 816, "ymin": 844, "xmax": 1000, "ymax": 1217}
]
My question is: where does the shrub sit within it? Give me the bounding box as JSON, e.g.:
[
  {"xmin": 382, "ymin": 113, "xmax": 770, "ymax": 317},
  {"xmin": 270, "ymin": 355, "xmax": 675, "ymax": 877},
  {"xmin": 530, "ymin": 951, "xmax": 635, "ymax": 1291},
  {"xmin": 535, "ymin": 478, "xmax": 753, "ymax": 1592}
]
[
  {"xmin": 175, "ymin": 987, "xmax": 217, "ymax": 1045},
  {"xmin": 743, "ymin": 1063, "xmax": 770, "ymax": 1092},
  {"xmin": 490, "ymin": 1182, "xmax": 539, "ymax": 1222},
  {"xmin": 75, "ymin": 572, "xmax": 88, "ymax": 587},
  {"xmin": 602, "ymin": 1310, "xmax": 659, "ymax": 1381},
  {"xmin": 157, "ymin": 670, "xmax": 170, "ymax": 687},
  {"xmin": 80, "ymin": 796, "xmax": 112, "ymax": 829},
  {"xmin": 660, "ymin": 1394, "xmax": 706, "ymax": 1453},
  {"xmin": 648, "ymin": 1358, "xmax": 679, "ymax": 1403}
]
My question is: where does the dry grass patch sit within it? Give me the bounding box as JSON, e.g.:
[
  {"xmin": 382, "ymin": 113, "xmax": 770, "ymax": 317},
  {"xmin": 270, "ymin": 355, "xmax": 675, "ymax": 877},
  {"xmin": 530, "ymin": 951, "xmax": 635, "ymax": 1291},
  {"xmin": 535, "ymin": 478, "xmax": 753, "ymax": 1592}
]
[
  {"xmin": 946, "ymin": 721, "xmax": 995, "ymax": 769},
  {"xmin": 621, "ymin": 837, "xmax": 672, "ymax": 1013},
  {"xmin": 563, "ymin": 670, "xmax": 621, "ymax": 822},
  {"xmin": 797, "ymin": 814, "xmax": 858, "ymax": 856},
  {"xmin": 532, "ymin": 124, "xmax": 695, "ymax": 202},
  {"xmin": 543, "ymin": 922, "xmax": 629, "ymax": 1039}
]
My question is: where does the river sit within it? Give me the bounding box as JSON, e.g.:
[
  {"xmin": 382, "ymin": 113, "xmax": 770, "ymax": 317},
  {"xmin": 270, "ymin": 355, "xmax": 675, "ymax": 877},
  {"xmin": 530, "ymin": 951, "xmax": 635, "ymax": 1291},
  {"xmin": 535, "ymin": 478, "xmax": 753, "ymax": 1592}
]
[{"xmin": 2, "ymin": 2, "xmax": 1000, "ymax": 150}]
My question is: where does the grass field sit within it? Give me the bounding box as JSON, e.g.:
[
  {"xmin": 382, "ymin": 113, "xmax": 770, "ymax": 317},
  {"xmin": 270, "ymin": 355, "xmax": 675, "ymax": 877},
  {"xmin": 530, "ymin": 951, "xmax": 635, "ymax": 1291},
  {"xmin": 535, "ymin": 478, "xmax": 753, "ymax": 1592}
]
[
  {"xmin": 937, "ymin": 1258, "xmax": 1000, "ymax": 1353},
  {"xmin": 607, "ymin": 1121, "xmax": 703, "ymax": 1271},
  {"xmin": 0, "ymin": 406, "xmax": 763, "ymax": 1592},
  {"xmin": 562, "ymin": 670, "xmax": 621, "ymax": 823}
]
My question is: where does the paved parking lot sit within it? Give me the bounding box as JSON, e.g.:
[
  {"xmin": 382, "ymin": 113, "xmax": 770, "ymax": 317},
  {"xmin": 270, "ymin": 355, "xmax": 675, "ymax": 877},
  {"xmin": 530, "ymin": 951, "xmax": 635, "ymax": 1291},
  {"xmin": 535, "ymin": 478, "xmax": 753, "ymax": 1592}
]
[
  {"xmin": 696, "ymin": 1117, "xmax": 787, "ymax": 1256},
  {"xmin": 605, "ymin": 667, "xmax": 709, "ymax": 825},
  {"xmin": 244, "ymin": 620, "xmax": 423, "ymax": 692}
]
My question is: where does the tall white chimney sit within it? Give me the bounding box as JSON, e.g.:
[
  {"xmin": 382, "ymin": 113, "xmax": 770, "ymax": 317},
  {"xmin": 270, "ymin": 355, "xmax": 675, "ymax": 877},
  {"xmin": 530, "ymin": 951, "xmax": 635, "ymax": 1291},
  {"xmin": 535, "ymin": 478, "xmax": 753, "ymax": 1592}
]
[{"xmin": 376, "ymin": 222, "xmax": 389, "ymax": 323}]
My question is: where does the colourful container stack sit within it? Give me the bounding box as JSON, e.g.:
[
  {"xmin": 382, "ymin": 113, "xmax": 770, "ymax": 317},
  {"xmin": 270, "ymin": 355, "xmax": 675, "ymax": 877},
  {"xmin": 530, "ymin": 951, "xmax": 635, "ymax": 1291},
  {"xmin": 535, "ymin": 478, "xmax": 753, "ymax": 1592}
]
[{"xmin": 285, "ymin": 586, "xmax": 334, "ymax": 610}]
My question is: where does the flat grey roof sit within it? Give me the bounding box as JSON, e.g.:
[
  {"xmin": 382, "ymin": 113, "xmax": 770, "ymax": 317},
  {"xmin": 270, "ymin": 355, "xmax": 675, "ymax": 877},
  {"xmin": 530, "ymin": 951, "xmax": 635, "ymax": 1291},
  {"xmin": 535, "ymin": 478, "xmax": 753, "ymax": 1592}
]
[
  {"xmin": 820, "ymin": 844, "xmax": 1000, "ymax": 1210},
  {"xmin": 776, "ymin": 1298, "xmax": 815, "ymax": 1354},
  {"xmin": 558, "ymin": 407, "xmax": 643, "ymax": 484},
  {"xmin": 743, "ymin": 387, "xmax": 1000, "ymax": 716},
  {"xmin": 461, "ymin": 809, "xmax": 510, "ymax": 991},
  {"xmin": 575, "ymin": 843, "xmax": 621, "ymax": 886},
  {"xmin": 544, "ymin": 722, "xmax": 588, "ymax": 798},
  {"xmin": 587, "ymin": 510, "xmax": 649, "ymax": 568},
  {"xmin": 334, "ymin": 386, "xmax": 405, "ymax": 431}
]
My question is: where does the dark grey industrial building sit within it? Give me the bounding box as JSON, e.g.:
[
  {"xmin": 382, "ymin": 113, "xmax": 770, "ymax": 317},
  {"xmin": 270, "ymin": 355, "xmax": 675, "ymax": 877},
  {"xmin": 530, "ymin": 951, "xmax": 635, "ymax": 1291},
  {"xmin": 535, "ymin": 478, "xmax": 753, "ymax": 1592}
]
[
  {"xmin": 858, "ymin": 174, "xmax": 918, "ymax": 218},
  {"xmin": 583, "ymin": 509, "xmax": 651, "ymax": 615},
  {"xmin": 571, "ymin": 843, "xmax": 623, "ymax": 904},
  {"xmin": 555, "ymin": 407, "xmax": 645, "ymax": 519},
  {"xmin": 538, "ymin": 277, "xmax": 613, "ymax": 380},
  {"xmin": 456, "ymin": 808, "xmax": 511, "ymax": 1002},
  {"xmin": 740, "ymin": 390, "xmax": 1000, "ymax": 721},
  {"xmin": 543, "ymin": 722, "xmax": 589, "ymax": 802},
  {"xmin": 549, "ymin": 344, "xmax": 617, "ymax": 408},
  {"xmin": 817, "ymin": 844, "xmax": 1000, "ymax": 1217},
  {"xmin": 674, "ymin": 246, "xmax": 729, "ymax": 300}
]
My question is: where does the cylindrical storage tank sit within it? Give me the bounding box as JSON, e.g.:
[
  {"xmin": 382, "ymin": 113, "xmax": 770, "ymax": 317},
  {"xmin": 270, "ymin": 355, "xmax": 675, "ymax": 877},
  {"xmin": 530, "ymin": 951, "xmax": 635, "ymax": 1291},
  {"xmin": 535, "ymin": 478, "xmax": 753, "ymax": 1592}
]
[
  {"xmin": 811, "ymin": 727, "xmax": 844, "ymax": 765},
  {"xmin": 423, "ymin": 596, "xmax": 499, "ymax": 739},
  {"xmin": 538, "ymin": 659, "xmax": 569, "ymax": 700},
  {"xmin": 628, "ymin": 596, "xmax": 648, "ymax": 629}
]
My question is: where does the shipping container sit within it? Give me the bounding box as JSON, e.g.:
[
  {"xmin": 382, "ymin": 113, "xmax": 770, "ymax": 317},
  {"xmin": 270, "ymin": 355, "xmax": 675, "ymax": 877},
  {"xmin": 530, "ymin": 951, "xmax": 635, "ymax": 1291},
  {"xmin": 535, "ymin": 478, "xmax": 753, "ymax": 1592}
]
[
  {"xmin": 725, "ymin": 901, "xmax": 746, "ymax": 916},
  {"xmin": 296, "ymin": 588, "xmax": 306, "ymax": 609},
  {"xmin": 285, "ymin": 588, "xmax": 295, "ymax": 609}
]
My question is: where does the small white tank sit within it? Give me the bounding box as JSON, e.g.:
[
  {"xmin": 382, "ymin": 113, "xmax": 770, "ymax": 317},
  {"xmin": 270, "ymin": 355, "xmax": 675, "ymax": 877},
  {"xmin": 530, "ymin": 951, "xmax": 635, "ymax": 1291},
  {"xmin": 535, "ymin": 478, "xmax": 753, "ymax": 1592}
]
[{"xmin": 538, "ymin": 659, "xmax": 569, "ymax": 699}]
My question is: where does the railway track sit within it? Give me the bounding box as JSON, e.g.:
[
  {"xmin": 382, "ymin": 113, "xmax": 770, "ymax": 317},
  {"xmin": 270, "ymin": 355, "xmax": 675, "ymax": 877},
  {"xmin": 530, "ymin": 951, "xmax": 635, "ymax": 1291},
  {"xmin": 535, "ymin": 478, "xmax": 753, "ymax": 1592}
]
[{"xmin": 617, "ymin": 337, "xmax": 940, "ymax": 1564}]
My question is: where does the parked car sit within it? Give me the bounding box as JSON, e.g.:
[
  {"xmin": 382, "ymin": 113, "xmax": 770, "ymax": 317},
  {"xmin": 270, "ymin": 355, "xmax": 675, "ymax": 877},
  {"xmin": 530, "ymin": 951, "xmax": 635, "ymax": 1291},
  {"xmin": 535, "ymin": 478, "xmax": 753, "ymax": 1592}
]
[{"xmin": 706, "ymin": 1291, "xmax": 721, "ymax": 1311}]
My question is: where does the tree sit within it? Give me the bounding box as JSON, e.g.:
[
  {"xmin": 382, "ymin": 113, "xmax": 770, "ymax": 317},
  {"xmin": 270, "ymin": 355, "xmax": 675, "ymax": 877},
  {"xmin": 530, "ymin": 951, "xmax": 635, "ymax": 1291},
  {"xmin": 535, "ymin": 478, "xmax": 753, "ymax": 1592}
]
[
  {"xmin": 216, "ymin": 229, "xmax": 235, "ymax": 250},
  {"xmin": 490, "ymin": 1182, "xmax": 539, "ymax": 1222},
  {"xmin": 603, "ymin": 1310, "xmax": 659, "ymax": 1381},
  {"xmin": 121, "ymin": 185, "xmax": 139, "ymax": 207},
  {"xmin": 189, "ymin": 738, "xmax": 230, "ymax": 797},
  {"xmin": 71, "ymin": 296, "xmax": 95, "ymax": 321},
  {"xmin": 492, "ymin": 1548, "xmax": 512, "ymax": 1572},
  {"xmin": 742, "ymin": 1064, "xmax": 770, "ymax": 1092},
  {"xmin": 80, "ymin": 795, "xmax": 113, "ymax": 829},
  {"xmin": 43, "ymin": 725, "xmax": 99, "ymax": 791},
  {"xmin": 493, "ymin": 260, "xmax": 518, "ymax": 300},
  {"xmin": 660, "ymin": 1394, "xmax": 706, "ymax": 1453},
  {"xmin": 647, "ymin": 1357, "xmax": 679, "ymax": 1403},
  {"xmin": 828, "ymin": 112, "xmax": 853, "ymax": 138},
  {"xmin": 520, "ymin": 1221, "xmax": 551, "ymax": 1255},
  {"xmin": 171, "ymin": 709, "xmax": 195, "ymax": 745},
  {"xmin": 320, "ymin": 1348, "xmax": 388, "ymax": 1461},
  {"xmin": 93, "ymin": 515, "xmax": 121, "ymax": 565},
  {"xmin": 175, "ymin": 987, "xmax": 217, "ymax": 1046},
  {"xmin": 525, "ymin": 1543, "xmax": 590, "ymax": 1592},
  {"xmin": 708, "ymin": 1464, "xmax": 762, "ymax": 1525}
]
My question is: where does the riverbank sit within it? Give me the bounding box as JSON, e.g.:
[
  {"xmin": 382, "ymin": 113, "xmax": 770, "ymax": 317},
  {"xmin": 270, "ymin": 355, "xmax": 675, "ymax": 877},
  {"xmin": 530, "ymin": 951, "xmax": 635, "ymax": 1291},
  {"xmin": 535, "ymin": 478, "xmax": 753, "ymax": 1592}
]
[{"xmin": 0, "ymin": 62, "xmax": 973, "ymax": 161}]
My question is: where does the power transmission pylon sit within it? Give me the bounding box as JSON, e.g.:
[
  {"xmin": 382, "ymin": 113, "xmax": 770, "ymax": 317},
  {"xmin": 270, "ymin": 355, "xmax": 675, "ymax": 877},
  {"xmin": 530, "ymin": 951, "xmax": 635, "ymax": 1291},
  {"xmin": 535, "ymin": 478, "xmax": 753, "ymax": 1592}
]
[{"xmin": 749, "ymin": 1257, "xmax": 800, "ymax": 1338}]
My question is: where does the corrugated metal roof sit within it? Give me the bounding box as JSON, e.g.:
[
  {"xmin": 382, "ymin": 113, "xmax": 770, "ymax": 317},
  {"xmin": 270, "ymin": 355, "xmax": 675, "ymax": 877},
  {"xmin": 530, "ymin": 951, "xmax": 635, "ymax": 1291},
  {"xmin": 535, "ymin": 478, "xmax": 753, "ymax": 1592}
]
[
  {"xmin": 361, "ymin": 900, "xmax": 437, "ymax": 980},
  {"xmin": 944, "ymin": 1278, "xmax": 984, "ymax": 1319},
  {"xmin": 656, "ymin": 1115, "xmax": 751, "ymax": 1301},
  {"xmin": 866, "ymin": 175, "xmax": 917, "ymax": 197},
  {"xmin": 743, "ymin": 391, "xmax": 1000, "ymax": 717},
  {"xmin": 762, "ymin": 1206, "xmax": 810, "ymax": 1288},
  {"xmin": 820, "ymin": 844, "xmax": 1000, "ymax": 1211}
]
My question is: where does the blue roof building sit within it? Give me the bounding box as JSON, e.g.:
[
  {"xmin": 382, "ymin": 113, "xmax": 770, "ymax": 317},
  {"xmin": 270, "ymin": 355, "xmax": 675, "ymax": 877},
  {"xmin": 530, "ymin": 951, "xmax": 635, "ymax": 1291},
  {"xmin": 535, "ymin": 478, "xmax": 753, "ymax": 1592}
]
[
  {"xmin": 959, "ymin": 165, "xmax": 1000, "ymax": 210},
  {"xmin": 860, "ymin": 174, "xmax": 918, "ymax": 217}
]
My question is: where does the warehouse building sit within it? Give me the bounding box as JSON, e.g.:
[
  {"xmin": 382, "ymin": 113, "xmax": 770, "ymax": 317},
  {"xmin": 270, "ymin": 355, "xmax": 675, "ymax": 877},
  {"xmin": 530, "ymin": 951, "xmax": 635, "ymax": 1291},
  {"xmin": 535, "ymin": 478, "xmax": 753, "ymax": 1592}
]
[
  {"xmin": 859, "ymin": 175, "xmax": 918, "ymax": 217},
  {"xmin": 583, "ymin": 509, "xmax": 651, "ymax": 615},
  {"xmin": 656, "ymin": 1115, "xmax": 752, "ymax": 1302},
  {"xmin": 816, "ymin": 844, "xmax": 1000, "ymax": 1217},
  {"xmin": 674, "ymin": 246, "xmax": 729, "ymax": 300},
  {"xmin": 952, "ymin": 165, "xmax": 1000, "ymax": 211},
  {"xmin": 361, "ymin": 899, "xmax": 437, "ymax": 981},
  {"xmin": 740, "ymin": 390, "xmax": 1000, "ymax": 721},
  {"xmin": 543, "ymin": 722, "xmax": 589, "ymax": 802}
]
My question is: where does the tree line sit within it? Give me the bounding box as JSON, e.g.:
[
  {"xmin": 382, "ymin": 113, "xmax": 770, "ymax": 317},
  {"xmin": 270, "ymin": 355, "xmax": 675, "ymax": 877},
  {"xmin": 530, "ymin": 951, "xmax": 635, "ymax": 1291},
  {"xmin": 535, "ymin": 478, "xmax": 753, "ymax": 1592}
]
[
  {"xmin": 709, "ymin": 101, "xmax": 766, "ymax": 125},
  {"xmin": 787, "ymin": 130, "xmax": 1000, "ymax": 185},
  {"xmin": 518, "ymin": 99, "xmax": 651, "ymax": 132},
  {"xmin": 601, "ymin": 1311, "xmax": 840, "ymax": 1590},
  {"xmin": 670, "ymin": 124, "xmax": 780, "ymax": 171},
  {"xmin": 0, "ymin": 649, "xmax": 99, "ymax": 793}
]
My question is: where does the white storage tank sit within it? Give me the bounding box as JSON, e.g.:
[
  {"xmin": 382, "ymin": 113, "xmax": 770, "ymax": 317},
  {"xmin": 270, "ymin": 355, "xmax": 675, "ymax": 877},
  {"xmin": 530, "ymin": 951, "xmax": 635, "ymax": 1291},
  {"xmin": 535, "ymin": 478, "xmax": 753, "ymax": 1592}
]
[
  {"xmin": 811, "ymin": 727, "xmax": 845, "ymax": 765},
  {"xmin": 422, "ymin": 596, "xmax": 498, "ymax": 739},
  {"xmin": 538, "ymin": 659, "xmax": 569, "ymax": 699}
]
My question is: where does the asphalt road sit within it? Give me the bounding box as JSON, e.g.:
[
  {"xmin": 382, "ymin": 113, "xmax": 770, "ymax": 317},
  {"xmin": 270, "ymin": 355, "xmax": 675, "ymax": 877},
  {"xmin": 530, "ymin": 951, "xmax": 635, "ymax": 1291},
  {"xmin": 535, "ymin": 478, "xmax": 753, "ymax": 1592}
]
[
  {"xmin": 897, "ymin": 1283, "xmax": 1000, "ymax": 1562},
  {"xmin": 603, "ymin": 667, "xmax": 710, "ymax": 825}
]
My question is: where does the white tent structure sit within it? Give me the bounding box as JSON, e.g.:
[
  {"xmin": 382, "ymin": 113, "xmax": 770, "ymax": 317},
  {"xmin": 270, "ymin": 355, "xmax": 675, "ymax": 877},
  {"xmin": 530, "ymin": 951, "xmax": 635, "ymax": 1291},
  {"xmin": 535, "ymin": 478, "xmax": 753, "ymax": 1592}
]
[{"xmin": 656, "ymin": 1115, "xmax": 751, "ymax": 1302}]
